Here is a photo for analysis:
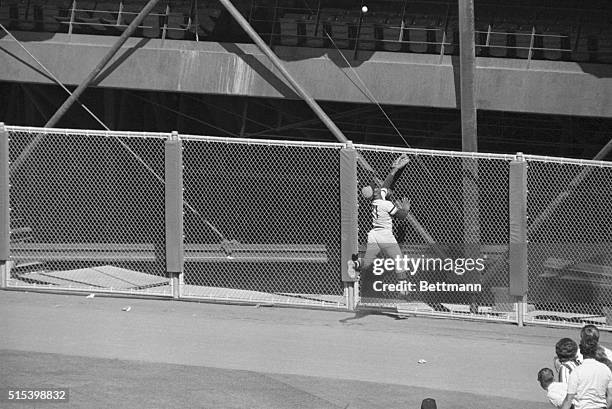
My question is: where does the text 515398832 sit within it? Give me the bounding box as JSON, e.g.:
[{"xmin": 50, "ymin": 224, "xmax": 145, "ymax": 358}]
[{"xmin": 2, "ymin": 388, "xmax": 69, "ymax": 402}]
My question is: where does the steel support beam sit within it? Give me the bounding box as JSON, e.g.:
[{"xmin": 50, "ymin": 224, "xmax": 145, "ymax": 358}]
[
  {"xmin": 593, "ymin": 137, "xmax": 612, "ymax": 161},
  {"xmin": 7, "ymin": 0, "xmax": 161, "ymax": 175},
  {"xmin": 46, "ymin": 0, "xmax": 161, "ymax": 128},
  {"xmin": 528, "ymin": 136, "xmax": 612, "ymax": 236},
  {"xmin": 458, "ymin": 0, "xmax": 478, "ymax": 151}
]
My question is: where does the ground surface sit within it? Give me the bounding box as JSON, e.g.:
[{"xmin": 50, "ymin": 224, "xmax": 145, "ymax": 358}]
[{"xmin": 1, "ymin": 290, "xmax": 611, "ymax": 409}]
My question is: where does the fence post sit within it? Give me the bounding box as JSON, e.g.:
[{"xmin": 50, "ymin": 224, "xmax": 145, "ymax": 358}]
[
  {"xmin": 509, "ymin": 152, "xmax": 528, "ymax": 327},
  {"xmin": 340, "ymin": 142, "xmax": 359, "ymax": 311},
  {"xmin": 165, "ymin": 131, "xmax": 184, "ymax": 299},
  {"xmin": 0, "ymin": 123, "xmax": 10, "ymax": 288}
]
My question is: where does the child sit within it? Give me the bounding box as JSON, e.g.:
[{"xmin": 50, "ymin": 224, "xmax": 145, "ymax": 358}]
[
  {"xmin": 555, "ymin": 338, "xmax": 580, "ymax": 383},
  {"xmin": 538, "ymin": 368, "xmax": 568, "ymax": 408}
]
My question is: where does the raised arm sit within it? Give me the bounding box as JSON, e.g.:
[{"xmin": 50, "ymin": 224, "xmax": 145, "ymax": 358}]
[{"xmin": 382, "ymin": 154, "xmax": 410, "ymax": 190}]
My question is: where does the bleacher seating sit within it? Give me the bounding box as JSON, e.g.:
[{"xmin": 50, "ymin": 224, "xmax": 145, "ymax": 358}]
[
  {"xmin": 165, "ymin": 12, "xmax": 186, "ymax": 39},
  {"xmin": 443, "ymin": 15, "xmax": 458, "ymax": 55},
  {"xmin": 356, "ymin": 14, "xmax": 377, "ymax": 51},
  {"xmin": 1, "ymin": 0, "xmax": 610, "ymax": 65},
  {"xmin": 302, "ymin": 14, "xmax": 325, "ymax": 47},
  {"xmin": 381, "ymin": 15, "xmax": 403, "ymax": 52},
  {"xmin": 279, "ymin": 12, "xmax": 304, "ymax": 46},
  {"xmin": 321, "ymin": 8, "xmax": 350, "ymax": 49}
]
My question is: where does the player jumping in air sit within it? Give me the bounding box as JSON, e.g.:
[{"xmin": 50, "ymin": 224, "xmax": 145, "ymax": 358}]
[{"xmin": 348, "ymin": 154, "xmax": 411, "ymax": 283}]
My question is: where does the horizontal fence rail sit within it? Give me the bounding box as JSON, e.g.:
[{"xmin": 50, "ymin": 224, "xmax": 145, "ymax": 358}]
[{"xmin": 1, "ymin": 125, "xmax": 611, "ymax": 330}]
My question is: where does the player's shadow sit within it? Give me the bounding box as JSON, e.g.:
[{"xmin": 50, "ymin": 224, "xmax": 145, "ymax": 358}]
[{"xmin": 339, "ymin": 309, "xmax": 410, "ymax": 324}]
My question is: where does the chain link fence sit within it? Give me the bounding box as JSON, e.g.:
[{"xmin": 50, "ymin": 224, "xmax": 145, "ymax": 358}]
[
  {"xmin": 524, "ymin": 155, "xmax": 612, "ymax": 329},
  {"xmin": 3, "ymin": 126, "xmax": 346, "ymax": 307},
  {"xmin": 2, "ymin": 125, "xmax": 611, "ymax": 328},
  {"xmin": 7, "ymin": 127, "xmax": 169, "ymax": 296},
  {"xmin": 354, "ymin": 145, "xmax": 516, "ymax": 322},
  {"xmin": 179, "ymin": 135, "xmax": 345, "ymax": 306}
]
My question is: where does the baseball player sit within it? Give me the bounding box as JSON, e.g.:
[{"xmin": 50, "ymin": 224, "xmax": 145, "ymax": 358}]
[{"xmin": 348, "ymin": 154, "xmax": 411, "ymax": 282}]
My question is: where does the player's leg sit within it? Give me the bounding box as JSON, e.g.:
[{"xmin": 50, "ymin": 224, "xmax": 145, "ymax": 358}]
[
  {"xmin": 348, "ymin": 230, "xmax": 381, "ymax": 297},
  {"xmin": 379, "ymin": 230, "xmax": 405, "ymax": 279},
  {"xmin": 349, "ymin": 230, "xmax": 379, "ymax": 273},
  {"xmin": 362, "ymin": 230, "xmax": 382, "ymax": 271},
  {"xmin": 378, "ymin": 230, "xmax": 409, "ymax": 299}
]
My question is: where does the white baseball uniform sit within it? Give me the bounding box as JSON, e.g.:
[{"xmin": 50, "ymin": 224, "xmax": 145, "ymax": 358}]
[{"xmin": 362, "ymin": 199, "xmax": 405, "ymax": 278}]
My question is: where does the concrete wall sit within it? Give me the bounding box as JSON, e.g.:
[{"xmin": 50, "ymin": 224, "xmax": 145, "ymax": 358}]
[{"xmin": 1, "ymin": 32, "xmax": 611, "ymax": 117}]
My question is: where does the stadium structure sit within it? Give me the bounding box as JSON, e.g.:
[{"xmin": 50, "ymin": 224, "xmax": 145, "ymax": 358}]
[
  {"xmin": 0, "ymin": 0, "xmax": 611, "ymax": 156},
  {"xmin": 0, "ymin": 0, "xmax": 611, "ymax": 328}
]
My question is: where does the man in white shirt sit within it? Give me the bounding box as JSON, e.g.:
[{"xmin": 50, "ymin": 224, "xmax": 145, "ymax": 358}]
[
  {"xmin": 538, "ymin": 367, "xmax": 569, "ymax": 408},
  {"xmin": 560, "ymin": 337, "xmax": 612, "ymax": 409}
]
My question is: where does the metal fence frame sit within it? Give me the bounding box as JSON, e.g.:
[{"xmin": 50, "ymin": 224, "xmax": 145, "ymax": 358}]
[{"xmin": 1, "ymin": 124, "xmax": 611, "ymax": 331}]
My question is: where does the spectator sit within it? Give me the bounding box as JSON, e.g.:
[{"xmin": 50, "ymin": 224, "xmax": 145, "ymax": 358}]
[
  {"xmin": 538, "ymin": 367, "xmax": 568, "ymax": 408},
  {"xmin": 595, "ymin": 346, "xmax": 612, "ymax": 373},
  {"xmin": 559, "ymin": 337, "xmax": 612, "ymax": 409},
  {"xmin": 581, "ymin": 325, "xmax": 612, "ymax": 361},
  {"xmin": 421, "ymin": 398, "xmax": 437, "ymax": 409},
  {"xmin": 556, "ymin": 338, "xmax": 581, "ymax": 383}
]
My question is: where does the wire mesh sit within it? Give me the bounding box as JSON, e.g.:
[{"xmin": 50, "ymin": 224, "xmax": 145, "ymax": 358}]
[
  {"xmin": 7, "ymin": 127, "xmax": 170, "ymax": 296},
  {"xmin": 525, "ymin": 156, "xmax": 612, "ymax": 329},
  {"xmin": 180, "ymin": 135, "xmax": 345, "ymax": 307},
  {"xmin": 5, "ymin": 126, "xmax": 611, "ymax": 326},
  {"xmin": 354, "ymin": 146, "xmax": 515, "ymax": 320}
]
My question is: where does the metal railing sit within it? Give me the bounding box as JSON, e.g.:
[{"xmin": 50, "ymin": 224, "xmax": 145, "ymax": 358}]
[
  {"xmin": 0, "ymin": 0, "xmax": 213, "ymax": 41},
  {"xmin": 2, "ymin": 1, "xmax": 610, "ymax": 62},
  {"xmin": 1, "ymin": 124, "xmax": 610, "ymax": 330},
  {"xmin": 249, "ymin": 3, "xmax": 611, "ymax": 63}
]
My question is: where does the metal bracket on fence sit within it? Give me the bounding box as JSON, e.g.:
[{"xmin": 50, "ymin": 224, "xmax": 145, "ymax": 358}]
[
  {"xmin": 165, "ymin": 131, "xmax": 184, "ymax": 299},
  {"xmin": 516, "ymin": 295, "xmax": 527, "ymax": 327},
  {"xmin": 0, "ymin": 123, "xmax": 10, "ymax": 288}
]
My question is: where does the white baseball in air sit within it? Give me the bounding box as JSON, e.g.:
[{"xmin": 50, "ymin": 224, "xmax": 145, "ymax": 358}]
[{"xmin": 361, "ymin": 5, "xmax": 368, "ymax": 13}]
